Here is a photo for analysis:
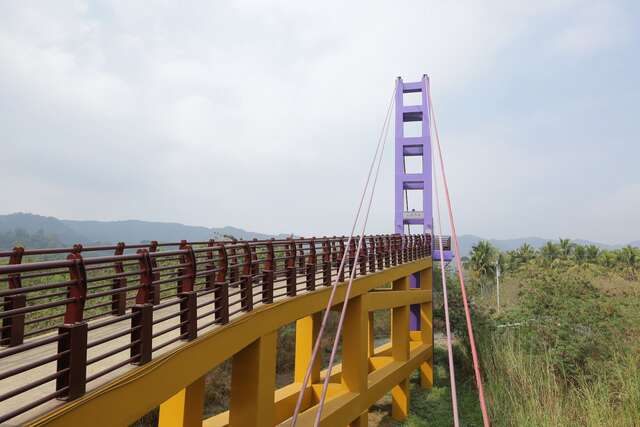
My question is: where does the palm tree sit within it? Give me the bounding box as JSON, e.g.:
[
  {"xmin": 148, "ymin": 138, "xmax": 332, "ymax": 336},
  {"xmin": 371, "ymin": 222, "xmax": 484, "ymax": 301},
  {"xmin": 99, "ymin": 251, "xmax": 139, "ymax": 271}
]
[
  {"xmin": 573, "ymin": 245, "xmax": 586, "ymax": 263},
  {"xmin": 558, "ymin": 238, "xmax": 575, "ymax": 259},
  {"xmin": 617, "ymin": 246, "xmax": 638, "ymax": 277},
  {"xmin": 468, "ymin": 240, "xmax": 498, "ymax": 293},
  {"xmin": 585, "ymin": 245, "xmax": 600, "ymax": 263},
  {"xmin": 541, "ymin": 241, "xmax": 560, "ymax": 262},
  {"xmin": 515, "ymin": 243, "xmax": 536, "ymax": 264},
  {"xmin": 598, "ymin": 251, "xmax": 617, "ymax": 268}
]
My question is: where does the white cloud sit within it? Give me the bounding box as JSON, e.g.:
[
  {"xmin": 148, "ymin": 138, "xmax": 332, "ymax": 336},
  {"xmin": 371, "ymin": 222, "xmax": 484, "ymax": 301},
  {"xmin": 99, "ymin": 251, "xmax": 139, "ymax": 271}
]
[{"xmin": 0, "ymin": 0, "xmax": 637, "ymax": 242}]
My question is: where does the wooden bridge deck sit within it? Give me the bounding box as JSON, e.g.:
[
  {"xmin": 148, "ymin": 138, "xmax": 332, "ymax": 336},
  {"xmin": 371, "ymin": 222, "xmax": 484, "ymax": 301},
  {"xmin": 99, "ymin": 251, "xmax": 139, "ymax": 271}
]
[{"xmin": 1, "ymin": 275, "xmax": 327, "ymax": 426}]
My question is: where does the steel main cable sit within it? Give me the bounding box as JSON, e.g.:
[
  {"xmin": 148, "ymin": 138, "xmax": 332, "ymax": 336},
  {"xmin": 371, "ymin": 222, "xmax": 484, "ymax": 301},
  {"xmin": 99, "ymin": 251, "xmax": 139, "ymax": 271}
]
[
  {"xmin": 431, "ymin": 102, "xmax": 460, "ymax": 426},
  {"xmin": 427, "ymin": 79, "xmax": 491, "ymax": 426},
  {"xmin": 313, "ymin": 85, "xmax": 394, "ymax": 426},
  {"xmin": 290, "ymin": 85, "xmax": 396, "ymax": 426}
]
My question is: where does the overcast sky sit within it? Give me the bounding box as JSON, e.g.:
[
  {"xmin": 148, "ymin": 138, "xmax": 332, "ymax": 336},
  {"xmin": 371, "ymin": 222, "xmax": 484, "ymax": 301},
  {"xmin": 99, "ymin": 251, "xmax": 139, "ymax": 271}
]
[{"xmin": 1, "ymin": 1, "xmax": 638, "ymax": 244}]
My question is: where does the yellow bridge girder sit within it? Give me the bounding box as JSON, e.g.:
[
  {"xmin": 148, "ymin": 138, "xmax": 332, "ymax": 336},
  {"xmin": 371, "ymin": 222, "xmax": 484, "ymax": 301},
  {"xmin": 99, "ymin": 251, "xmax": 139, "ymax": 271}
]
[{"xmin": 29, "ymin": 259, "xmax": 433, "ymax": 427}]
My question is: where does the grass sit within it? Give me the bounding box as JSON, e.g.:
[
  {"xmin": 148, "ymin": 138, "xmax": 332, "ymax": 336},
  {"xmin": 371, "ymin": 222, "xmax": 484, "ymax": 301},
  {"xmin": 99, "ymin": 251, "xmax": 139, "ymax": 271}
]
[
  {"xmin": 482, "ymin": 333, "xmax": 640, "ymax": 426},
  {"xmin": 368, "ymin": 346, "xmax": 483, "ymax": 427},
  {"xmin": 405, "ymin": 262, "xmax": 640, "ymax": 427}
]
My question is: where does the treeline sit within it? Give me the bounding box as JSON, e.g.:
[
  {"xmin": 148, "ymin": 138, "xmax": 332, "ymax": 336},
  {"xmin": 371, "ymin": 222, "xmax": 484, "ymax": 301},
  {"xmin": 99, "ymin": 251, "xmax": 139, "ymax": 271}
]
[
  {"xmin": 0, "ymin": 229, "xmax": 65, "ymax": 250},
  {"xmin": 466, "ymin": 239, "xmax": 640, "ymax": 283}
]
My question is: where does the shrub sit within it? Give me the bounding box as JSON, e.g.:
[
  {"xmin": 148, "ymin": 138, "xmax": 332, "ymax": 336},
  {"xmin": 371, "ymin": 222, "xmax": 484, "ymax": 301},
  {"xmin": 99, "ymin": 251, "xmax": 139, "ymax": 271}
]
[{"xmin": 497, "ymin": 266, "xmax": 624, "ymax": 379}]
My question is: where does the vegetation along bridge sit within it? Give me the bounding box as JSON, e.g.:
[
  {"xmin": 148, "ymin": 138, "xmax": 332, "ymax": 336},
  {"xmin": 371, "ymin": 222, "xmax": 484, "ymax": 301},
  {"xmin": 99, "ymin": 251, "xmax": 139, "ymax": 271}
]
[{"xmin": 0, "ymin": 76, "xmax": 489, "ymax": 426}]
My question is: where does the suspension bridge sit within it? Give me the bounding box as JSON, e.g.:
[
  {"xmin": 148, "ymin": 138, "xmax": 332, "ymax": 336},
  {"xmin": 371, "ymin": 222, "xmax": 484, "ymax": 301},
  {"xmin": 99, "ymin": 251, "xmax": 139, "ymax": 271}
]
[{"xmin": 0, "ymin": 76, "xmax": 487, "ymax": 426}]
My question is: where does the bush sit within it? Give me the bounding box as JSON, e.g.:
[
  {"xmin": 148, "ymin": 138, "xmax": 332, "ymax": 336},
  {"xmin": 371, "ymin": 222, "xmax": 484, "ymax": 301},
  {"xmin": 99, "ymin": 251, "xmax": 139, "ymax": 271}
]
[{"xmin": 496, "ymin": 266, "xmax": 625, "ymax": 379}]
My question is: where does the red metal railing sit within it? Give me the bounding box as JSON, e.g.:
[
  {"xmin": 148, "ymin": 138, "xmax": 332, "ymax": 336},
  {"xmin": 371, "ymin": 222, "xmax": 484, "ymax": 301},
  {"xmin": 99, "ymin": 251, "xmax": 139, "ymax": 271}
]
[{"xmin": 0, "ymin": 233, "xmax": 447, "ymax": 424}]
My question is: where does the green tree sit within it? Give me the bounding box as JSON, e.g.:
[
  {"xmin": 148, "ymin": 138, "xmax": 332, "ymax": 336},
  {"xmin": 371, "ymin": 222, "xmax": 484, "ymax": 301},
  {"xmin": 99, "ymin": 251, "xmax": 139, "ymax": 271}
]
[
  {"xmin": 584, "ymin": 244, "xmax": 600, "ymax": 263},
  {"xmin": 617, "ymin": 245, "xmax": 639, "ymax": 279},
  {"xmin": 512, "ymin": 242, "xmax": 536, "ymax": 267},
  {"xmin": 558, "ymin": 238, "xmax": 575, "ymax": 259},
  {"xmin": 468, "ymin": 240, "xmax": 498, "ymax": 294},
  {"xmin": 573, "ymin": 245, "xmax": 586, "ymax": 263},
  {"xmin": 598, "ymin": 250, "xmax": 617, "ymax": 268},
  {"xmin": 540, "ymin": 241, "xmax": 560, "ymax": 263}
]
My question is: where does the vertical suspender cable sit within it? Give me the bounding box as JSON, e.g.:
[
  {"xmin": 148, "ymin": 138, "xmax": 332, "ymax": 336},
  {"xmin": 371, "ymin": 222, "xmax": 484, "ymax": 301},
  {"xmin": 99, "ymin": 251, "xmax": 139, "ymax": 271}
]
[
  {"xmin": 290, "ymin": 86, "xmax": 396, "ymax": 426},
  {"xmin": 431, "ymin": 109, "xmax": 460, "ymax": 426},
  {"xmin": 427, "ymin": 80, "xmax": 491, "ymax": 427},
  {"xmin": 312, "ymin": 89, "xmax": 394, "ymax": 427}
]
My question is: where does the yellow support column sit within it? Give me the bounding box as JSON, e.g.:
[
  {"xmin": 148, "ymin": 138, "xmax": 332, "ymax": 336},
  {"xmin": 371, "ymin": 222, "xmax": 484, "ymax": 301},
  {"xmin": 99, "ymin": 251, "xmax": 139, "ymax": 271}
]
[
  {"xmin": 419, "ymin": 267, "xmax": 433, "ymax": 389},
  {"xmin": 391, "ymin": 276, "xmax": 410, "ymax": 421},
  {"xmin": 295, "ymin": 312, "xmax": 321, "ymax": 383},
  {"xmin": 158, "ymin": 376, "xmax": 206, "ymax": 427},
  {"xmin": 229, "ymin": 331, "xmax": 277, "ymax": 427},
  {"xmin": 342, "ymin": 295, "xmax": 369, "ymax": 426},
  {"xmin": 391, "ymin": 378, "xmax": 410, "ymax": 421},
  {"xmin": 351, "ymin": 412, "xmax": 368, "ymax": 427},
  {"xmin": 368, "ymin": 311, "xmax": 375, "ymax": 357}
]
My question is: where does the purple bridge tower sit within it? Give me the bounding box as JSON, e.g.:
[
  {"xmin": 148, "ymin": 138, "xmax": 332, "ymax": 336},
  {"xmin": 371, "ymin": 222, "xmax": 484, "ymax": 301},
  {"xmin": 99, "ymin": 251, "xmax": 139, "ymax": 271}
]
[{"xmin": 394, "ymin": 75, "xmax": 450, "ymax": 330}]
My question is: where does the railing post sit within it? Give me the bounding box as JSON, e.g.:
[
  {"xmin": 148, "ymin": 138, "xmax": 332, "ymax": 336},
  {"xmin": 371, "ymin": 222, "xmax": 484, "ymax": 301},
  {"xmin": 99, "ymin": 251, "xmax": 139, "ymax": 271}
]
[
  {"xmin": 348, "ymin": 237, "xmax": 356, "ymax": 275},
  {"xmin": 149, "ymin": 241, "xmax": 161, "ymax": 305},
  {"xmin": 305, "ymin": 238, "xmax": 316, "ymax": 291},
  {"xmin": 215, "ymin": 244, "xmax": 229, "ymax": 324},
  {"xmin": 410, "ymin": 235, "xmax": 415, "ymax": 261},
  {"xmin": 2, "ymin": 247, "xmax": 25, "ymax": 347},
  {"xmin": 368, "ymin": 236, "xmax": 376, "ymax": 272},
  {"xmin": 135, "ymin": 249, "xmax": 154, "ymax": 304},
  {"xmin": 240, "ymin": 243, "xmax": 253, "ymax": 312},
  {"xmin": 286, "ymin": 239, "xmax": 297, "ymax": 296},
  {"xmin": 131, "ymin": 303, "xmax": 152, "ymax": 365},
  {"xmin": 322, "ymin": 238, "xmax": 332, "ymax": 286},
  {"xmin": 338, "ymin": 237, "xmax": 346, "ymax": 282},
  {"xmin": 179, "ymin": 244, "xmax": 197, "ymax": 340},
  {"xmin": 262, "ymin": 240, "xmax": 274, "ymax": 304},
  {"xmin": 389, "ymin": 235, "xmax": 395, "ymax": 266},
  {"xmin": 384, "ymin": 235, "xmax": 391, "ymax": 268},
  {"xmin": 131, "ymin": 248, "xmax": 155, "ymax": 365},
  {"xmin": 228, "ymin": 243, "xmax": 239, "ymax": 288},
  {"xmin": 297, "ymin": 239, "xmax": 305, "ymax": 274},
  {"xmin": 250, "ymin": 240, "xmax": 259, "ymax": 287},
  {"xmin": 57, "ymin": 249, "xmax": 88, "ymax": 401},
  {"xmin": 376, "ymin": 236, "xmax": 383, "ymax": 271},
  {"xmin": 359, "ymin": 237, "xmax": 367, "ymax": 276},
  {"xmin": 205, "ymin": 239, "xmax": 216, "ymax": 290},
  {"xmin": 64, "ymin": 249, "xmax": 87, "ymax": 324},
  {"xmin": 402, "ymin": 235, "xmax": 409, "ymax": 263},
  {"xmin": 112, "ymin": 242, "xmax": 127, "ymax": 316},
  {"xmin": 330, "ymin": 237, "xmax": 338, "ymax": 272},
  {"xmin": 57, "ymin": 322, "xmax": 88, "ymax": 401}
]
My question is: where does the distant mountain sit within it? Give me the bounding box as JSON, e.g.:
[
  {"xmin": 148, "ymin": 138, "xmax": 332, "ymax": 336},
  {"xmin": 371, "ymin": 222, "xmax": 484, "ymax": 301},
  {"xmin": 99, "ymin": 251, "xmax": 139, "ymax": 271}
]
[
  {"xmin": 0, "ymin": 213, "xmax": 85, "ymax": 243},
  {"xmin": 0, "ymin": 213, "xmax": 288, "ymax": 248},
  {"xmin": 2, "ymin": 212, "xmax": 637, "ymax": 252},
  {"xmin": 457, "ymin": 235, "xmax": 632, "ymax": 257}
]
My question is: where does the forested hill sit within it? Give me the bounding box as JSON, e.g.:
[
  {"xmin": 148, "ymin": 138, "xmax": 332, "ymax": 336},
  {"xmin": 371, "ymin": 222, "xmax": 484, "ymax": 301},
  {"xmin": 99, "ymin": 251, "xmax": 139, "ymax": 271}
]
[
  {"xmin": 0, "ymin": 213, "xmax": 637, "ymax": 253},
  {"xmin": 0, "ymin": 213, "xmax": 289, "ymax": 248}
]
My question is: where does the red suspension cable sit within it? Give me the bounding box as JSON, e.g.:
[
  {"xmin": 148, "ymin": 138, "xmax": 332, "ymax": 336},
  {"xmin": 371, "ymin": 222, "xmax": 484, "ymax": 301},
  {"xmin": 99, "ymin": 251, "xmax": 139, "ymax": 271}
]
[{"xmin": 427, "ymin": 80, "xmax": 491, "ymax": 426}]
